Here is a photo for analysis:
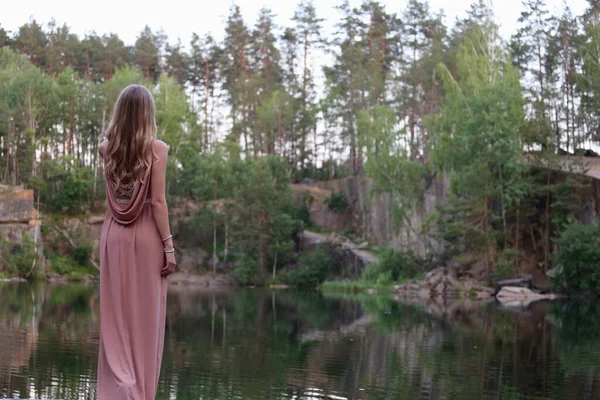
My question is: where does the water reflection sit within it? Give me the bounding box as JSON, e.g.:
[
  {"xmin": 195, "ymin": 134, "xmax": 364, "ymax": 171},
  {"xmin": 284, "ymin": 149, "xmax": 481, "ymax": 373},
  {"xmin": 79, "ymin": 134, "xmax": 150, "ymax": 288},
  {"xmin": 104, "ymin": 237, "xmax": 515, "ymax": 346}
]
[{"xmin": 0, "ymin": 283, "xmax": 600, "ymax": 399}]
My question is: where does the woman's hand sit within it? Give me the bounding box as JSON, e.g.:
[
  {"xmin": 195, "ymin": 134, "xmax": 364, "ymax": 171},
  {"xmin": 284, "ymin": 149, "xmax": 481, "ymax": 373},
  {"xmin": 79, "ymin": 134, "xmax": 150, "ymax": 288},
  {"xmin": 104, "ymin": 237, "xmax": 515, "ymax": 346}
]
[{"xmin": 162, "ymin": 252, "xmax": 176, "ymax": 277}]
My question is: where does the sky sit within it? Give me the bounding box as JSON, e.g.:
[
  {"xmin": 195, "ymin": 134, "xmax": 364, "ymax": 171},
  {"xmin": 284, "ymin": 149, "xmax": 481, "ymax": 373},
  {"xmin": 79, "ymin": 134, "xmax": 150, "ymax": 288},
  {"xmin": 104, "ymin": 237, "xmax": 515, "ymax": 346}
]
[{"xmin": 0, "ymin": 0, "xmax": 590, "ymax": 47}]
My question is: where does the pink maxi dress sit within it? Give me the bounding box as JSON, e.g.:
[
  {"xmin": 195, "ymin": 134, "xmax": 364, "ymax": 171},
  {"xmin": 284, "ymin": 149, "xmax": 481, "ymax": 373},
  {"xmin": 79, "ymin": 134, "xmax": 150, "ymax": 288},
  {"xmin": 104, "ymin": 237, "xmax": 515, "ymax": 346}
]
[{"xmin": 97, "ymin": 147, "xmax": 168, "ymax": 400}]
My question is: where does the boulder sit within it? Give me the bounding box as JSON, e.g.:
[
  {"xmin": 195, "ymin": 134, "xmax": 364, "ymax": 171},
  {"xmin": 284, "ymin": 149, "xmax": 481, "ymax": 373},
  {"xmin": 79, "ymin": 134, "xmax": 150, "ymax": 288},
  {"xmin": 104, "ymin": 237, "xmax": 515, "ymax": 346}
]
[
  {"xmin": 496, "ymin": 275, "xmax": 533, "ymax": 290},
  {"xmin": 496, "ymin": 286, "xmax": 560, "ymax": 307}
]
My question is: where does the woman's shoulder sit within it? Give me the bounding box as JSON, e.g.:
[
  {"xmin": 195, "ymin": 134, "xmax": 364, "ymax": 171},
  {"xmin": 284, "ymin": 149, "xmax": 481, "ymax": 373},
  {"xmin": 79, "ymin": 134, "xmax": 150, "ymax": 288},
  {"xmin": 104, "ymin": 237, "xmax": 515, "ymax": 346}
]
[
  {"xmin": 152, "ymin": 139, "xmax": 169, "ymax": 153},
  {"xmin": 98, "ymin": 140, "xmax": 108, "ymax": 157}
]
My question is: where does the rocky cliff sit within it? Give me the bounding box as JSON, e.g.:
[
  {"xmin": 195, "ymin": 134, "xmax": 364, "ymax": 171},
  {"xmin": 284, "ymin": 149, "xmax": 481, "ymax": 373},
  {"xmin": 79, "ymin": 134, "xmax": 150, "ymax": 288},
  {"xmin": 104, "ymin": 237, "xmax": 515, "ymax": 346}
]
[
  {"xmin": 0, "ymin": 185, "xmax": 41, "ymax": 244},
  {"xmin": 292, "ymin": 175, "xmax": 449, "ymax": 257}
]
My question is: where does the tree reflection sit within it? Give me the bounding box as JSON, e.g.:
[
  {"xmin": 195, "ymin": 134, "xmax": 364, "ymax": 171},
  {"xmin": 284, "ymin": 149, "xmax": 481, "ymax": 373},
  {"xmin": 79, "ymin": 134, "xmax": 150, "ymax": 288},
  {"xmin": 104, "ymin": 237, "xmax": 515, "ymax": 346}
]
[{"xmin": 1, "ymin": 284, "xmax": 600, "ymax": 399}]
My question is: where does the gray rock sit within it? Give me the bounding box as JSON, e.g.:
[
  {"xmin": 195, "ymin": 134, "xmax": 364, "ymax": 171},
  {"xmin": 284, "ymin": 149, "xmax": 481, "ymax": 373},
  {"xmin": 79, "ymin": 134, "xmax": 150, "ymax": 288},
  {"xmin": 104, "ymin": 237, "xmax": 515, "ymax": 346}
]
[
  {"xmin": 496, "ymin": 286, "xmax": 560, "ymax": 307},
  {"xmin": 496, "ymin": 275, "xmax": 533, "ymax": 289},
  {"xmin": 445, "ymin": 274, "xmax": 460, "ymax": 289}
]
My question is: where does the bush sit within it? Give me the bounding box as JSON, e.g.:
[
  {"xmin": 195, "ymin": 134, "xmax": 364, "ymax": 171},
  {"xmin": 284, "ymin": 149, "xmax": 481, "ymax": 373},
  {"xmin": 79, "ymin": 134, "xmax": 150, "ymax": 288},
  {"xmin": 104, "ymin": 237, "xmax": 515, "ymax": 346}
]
[
  {"xmin": 51, "ymin": 256, "xmax": 79, "ymax": 275},
  {"xmin": 291, "ymin": 203, "xmax": 311, "ymax": 228},
  {"xmin": 28, "ymin": 157, "xmax": 93, "ymax": 214},
  {"xmin": 361, "ymin": 248, "xmax": 427, "ymax": 283},
  {"xmin": 285, "ymin": 248, "xmax": 333, "ymax": 288},
  {"xmin": 325, "ymin": 192, "xmax": 349, "ymax": 213},
  {"xmin": 232, "ymin": 255, "xmax": 260, "ymax": 286},
  {"xmin": 0, "ymin": 234, "xmax": 40, "ymax": 279},
  {"xmin": 553, "ymin": 222, "xmax": 600, "ymax": 295},
  {"xmin": 491, "ymin": 255, "xmax": 516, "ymax": 284},
  {"xmin": 72, "ymin": 243, "xmax": 93, "ymax": 266}
]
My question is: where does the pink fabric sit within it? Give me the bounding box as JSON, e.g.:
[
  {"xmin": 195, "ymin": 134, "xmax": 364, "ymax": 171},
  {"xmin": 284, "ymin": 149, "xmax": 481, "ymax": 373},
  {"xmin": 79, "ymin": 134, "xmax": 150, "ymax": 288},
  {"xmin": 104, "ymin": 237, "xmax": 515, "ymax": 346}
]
[{"xmin": 97, "ymin": 156, "xmax": 167, "ymax": 400}]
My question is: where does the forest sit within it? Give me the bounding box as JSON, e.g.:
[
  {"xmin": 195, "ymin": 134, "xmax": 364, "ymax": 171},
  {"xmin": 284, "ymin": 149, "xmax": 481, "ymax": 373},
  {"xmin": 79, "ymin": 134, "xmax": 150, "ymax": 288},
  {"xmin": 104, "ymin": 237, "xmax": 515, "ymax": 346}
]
[{"xmin": 0, "ymin": 0, "xmax": 599, "ymax": 289}]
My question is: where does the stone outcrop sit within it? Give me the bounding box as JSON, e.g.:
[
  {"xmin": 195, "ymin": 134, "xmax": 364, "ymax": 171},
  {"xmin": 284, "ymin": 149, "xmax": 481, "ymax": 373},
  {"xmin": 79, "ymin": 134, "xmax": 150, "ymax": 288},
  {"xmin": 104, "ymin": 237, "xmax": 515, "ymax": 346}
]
[
  {"xmin": 394, "ymin": 267, "xmax": 495, "ymax": 301},
  {"xmin": 0, "ymin": 185, "xmax": 40, "ymax": 244},
  {"xmin": 496, "ymin": 275, "xmax": 533, "ymax": 290},
  {"xmin": 292, "ymin": 184, "xmax": 353, "ymax": 233},
  {"xmin": 299, "ymin": 230, "xmax": 377, "ymax": 279},
  {"xmin": 292, "ymin": 175, "xmax": 449, "ymax": 257}
]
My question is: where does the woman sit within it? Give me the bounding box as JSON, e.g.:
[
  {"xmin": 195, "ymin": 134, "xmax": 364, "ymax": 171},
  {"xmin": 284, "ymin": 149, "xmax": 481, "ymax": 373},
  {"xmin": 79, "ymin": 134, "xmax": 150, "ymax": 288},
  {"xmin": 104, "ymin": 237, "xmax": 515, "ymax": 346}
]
[{"xmin": 97, "ymin": 84, "xmax": 176, "ymax": 400}]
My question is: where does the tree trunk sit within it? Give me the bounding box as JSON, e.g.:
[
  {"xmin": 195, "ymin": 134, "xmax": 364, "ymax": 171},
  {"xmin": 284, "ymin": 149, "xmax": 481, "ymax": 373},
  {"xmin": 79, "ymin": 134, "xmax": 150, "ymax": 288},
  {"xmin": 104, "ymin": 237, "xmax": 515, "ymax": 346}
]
[
  {"xmin": 300, "ymin": 31, "xmax": 309, "ymax": 170},
  {"xmin": 515, "ymin": 206, "xmax": 520, "ymax": 270},
  {"xmin": 224, "ymin": 217, "xmax": 229, "ymax": 262},
  {"xmin": 544, "ymin": 169, "xmax": 551, "ymax": 271},
  {"xmin": 28, "ymin": 90, "xmax": 36, "ymax": 179},
  {"xmin": 212, "ymin": 219, "xmax": 218, "ymax": 276},
  {"xmin": 484, "ymin": 196, "xmax": 490, "ymax": 282},
  {"xmin": 94, "ymin": 108, "xmax": 107, "ymax": 200},
  {"xmin": 277, "ymin": 99, "xmax": 283, "ymax": 157},
  {"xmin": 67, "ymin": 116, "xmax": 74, "ymax": 156},
  {"xmin": 4, "ymin": 119, "xmax": 11, "ymax": 183},
  {"xmin": 204, "ymin": 59, "xmax": 210, "ymax": 151}
]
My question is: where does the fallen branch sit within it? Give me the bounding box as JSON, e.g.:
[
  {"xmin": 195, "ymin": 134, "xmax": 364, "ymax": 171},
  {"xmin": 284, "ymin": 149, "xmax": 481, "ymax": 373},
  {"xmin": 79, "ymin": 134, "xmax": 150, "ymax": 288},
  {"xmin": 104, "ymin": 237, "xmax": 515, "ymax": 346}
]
[{"xmin": 51, "ymin": 223, "xmax": 100, "ymax": 271}]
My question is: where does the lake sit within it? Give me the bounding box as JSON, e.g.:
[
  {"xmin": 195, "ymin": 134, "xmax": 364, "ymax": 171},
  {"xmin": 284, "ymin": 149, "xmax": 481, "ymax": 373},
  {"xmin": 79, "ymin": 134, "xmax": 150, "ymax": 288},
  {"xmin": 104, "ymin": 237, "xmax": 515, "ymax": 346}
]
[{"xmin": 0, "ymin": 283, "xmax": 599, "ymax": 399}]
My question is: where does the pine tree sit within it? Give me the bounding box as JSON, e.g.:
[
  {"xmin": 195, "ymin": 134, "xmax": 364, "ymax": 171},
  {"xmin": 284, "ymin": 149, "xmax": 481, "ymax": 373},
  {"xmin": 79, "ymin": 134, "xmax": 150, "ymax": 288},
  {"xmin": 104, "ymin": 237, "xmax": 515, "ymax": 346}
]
[
  {"xmin": 165, "ymin": 39, "xmax": 188, "ymax": 85},
  {"xmin": 100, "ymin": 33, "xmax": 130, "ymax": 81},
  {"xmin": 293, "ymin": 0, "xmax": 323, "ymax": 168},
  {"xmin": 399, "ymin": 0, "xmax": 446, "ymax": 159},
  {"xmin": 80, "ymin": 33, "xmax": 103, "ymax": 81},
  {"xmin": 511, "ymin": 0, "xmax": 556, "ymax": 148},
  {"xmin": 15, "ymin": 19, "xmax": 48, "ymax": 68},
  {"xmin": 0, "ymin": 24, "xmax": 10, "ymax": 48},
  {"xmin": 133, "ymin": 26, "xmax": 163, "ymax": 82},
  {"xmin": 189, "ymin": 33, "xmax": 222, "ymax": 152},
  {"xmin": 280, "ymin": 27, "xmax": 300, "ymax": 162},
  {"xmin": 577, "ymin": 1, "xmax": 600, "ymax": 146},
  {"xmin": 222, "ymin": 6, "xmax": 251, "ymax": 154},
  {"xmin": 324, "ymin": 1, "xmax": 367, "ymax": 174}
]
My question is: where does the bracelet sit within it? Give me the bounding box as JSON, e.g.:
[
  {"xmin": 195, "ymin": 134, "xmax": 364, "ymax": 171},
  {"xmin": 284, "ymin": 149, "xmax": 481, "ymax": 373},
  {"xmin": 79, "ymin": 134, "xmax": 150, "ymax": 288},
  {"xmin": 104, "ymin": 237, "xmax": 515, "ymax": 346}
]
[
  {"xmin": 164, "ymin": 248, "xmax": 175, "ymax": 253},
  {"xmin": 161, "ymin": 234, "xmax": 173, "ymax": 242}
]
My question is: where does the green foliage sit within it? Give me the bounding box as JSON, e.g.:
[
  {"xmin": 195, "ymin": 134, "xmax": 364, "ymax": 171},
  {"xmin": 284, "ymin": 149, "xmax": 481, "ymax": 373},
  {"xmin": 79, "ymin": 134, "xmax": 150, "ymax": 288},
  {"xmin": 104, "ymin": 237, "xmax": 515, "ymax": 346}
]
[
  {"xmin": 360, "ymin": 105, "xmax": 430, "ymax": 230},
  {"xmin": 553, "ymin": 221, "xmax": 600, "ymax": 295},
  {"xmin": 0, "ymin": 234, "xmax": 39, "ymax": 279},
  {"xmin": 291, "ymin": 203, "xmax": 311, "ymax": 229},
  {"xmin": 429, "ymin": 20, "xmax": 525, "ymax": 264},
  {"xmin": 491, "ymin": 255, "xmax": 516, "ymax": 284},
  {"xmin": 230, "ymin": 156, "xmax": 297, "ymax": 279},
  {"xmin": 51, "ymin": 256, "xmax": 79, "ymax": 275},
  {"xmin": 361, "ymin": 248, "xmax": 428, "ymax": 283},
  {"xmin": 232, "ymin": 255, "xmax": 260, "ymax": 286},
  {"xmin": 325, "ymin": 192, "xmax": 349, "ymax": 213},
  {"xmin": 1, "ymin": 3, "xmax": 599, "ymax": 286},
  {"xmin": 284, "ymin": 248, "xmax": 333, "ymax": 289},
  {"xmin": 72, "ymin": 242, "xmax": 92, "ymax": 266},
  {"xmin": 28, "ymin": 157, "xmax": 93, "ymax": 214},
  {"xmin": 551, "ymin": 171, "xmax": 589, "ymax": 230}
]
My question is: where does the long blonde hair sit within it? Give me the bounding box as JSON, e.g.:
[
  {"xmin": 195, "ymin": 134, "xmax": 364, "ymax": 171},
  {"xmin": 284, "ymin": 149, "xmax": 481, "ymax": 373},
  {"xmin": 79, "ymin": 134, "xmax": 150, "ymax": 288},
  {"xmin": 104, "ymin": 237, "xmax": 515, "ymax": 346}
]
[{"xmin": 104, "ymin": 84, "xmax": 156, "ymax": 181}]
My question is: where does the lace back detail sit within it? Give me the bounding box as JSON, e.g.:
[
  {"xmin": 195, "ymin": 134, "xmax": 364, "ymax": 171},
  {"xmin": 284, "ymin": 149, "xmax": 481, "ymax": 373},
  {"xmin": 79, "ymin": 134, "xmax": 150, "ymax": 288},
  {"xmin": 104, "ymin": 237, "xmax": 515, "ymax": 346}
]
[{"xmin": 109, "ymin": 172, "xmax": 136, "ymax": 204}]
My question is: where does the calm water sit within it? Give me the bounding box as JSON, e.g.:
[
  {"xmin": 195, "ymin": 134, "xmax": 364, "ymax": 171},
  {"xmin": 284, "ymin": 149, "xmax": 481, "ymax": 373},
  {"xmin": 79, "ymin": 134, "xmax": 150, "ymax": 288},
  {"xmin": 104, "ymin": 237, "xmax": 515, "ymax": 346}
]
[{"xmin": 0, "ymin": 284, "xmax": 599, "ymax": 400}]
